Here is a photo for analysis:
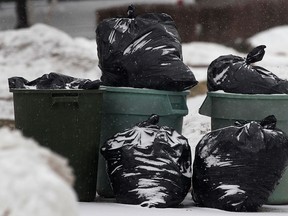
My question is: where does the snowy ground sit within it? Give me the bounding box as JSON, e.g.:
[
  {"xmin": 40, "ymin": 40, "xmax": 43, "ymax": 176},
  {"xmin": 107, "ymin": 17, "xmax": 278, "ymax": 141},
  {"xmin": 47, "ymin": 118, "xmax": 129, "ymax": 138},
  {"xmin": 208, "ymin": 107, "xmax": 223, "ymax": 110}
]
[
  {"xmin": 79, "ymin": 196, "xmax": 288, "ymax": 216},
  {"xmin": 1, "ymin": 23, "xmax": 288, "ymax": 214}
]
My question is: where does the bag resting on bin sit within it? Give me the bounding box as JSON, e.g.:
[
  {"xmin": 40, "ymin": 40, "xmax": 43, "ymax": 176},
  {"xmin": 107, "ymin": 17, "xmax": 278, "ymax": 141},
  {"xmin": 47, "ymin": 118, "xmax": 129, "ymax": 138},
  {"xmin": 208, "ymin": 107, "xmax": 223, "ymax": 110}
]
[
  {"xmin": 192, "ymin": 115, "xmax": 288, "ymax": 212},
  {"xmin": 96, "ymin": 6, "xmax": 198, "ymax": 91},
  {"xmin": 207, "ymin": 45, "xmax": 288, "ymax": 94},
  {"xmin": 8, "ymin": 72, "xmax": 100, "ymax": 90},
  {"xmin": 101, "ymin": 115, "xmax": 192, "ymax": 208}
]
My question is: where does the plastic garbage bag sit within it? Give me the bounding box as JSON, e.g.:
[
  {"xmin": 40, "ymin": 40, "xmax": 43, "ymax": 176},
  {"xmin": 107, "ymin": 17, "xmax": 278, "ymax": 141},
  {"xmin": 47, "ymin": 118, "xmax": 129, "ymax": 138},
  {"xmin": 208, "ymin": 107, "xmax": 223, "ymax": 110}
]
[
  {"xmin": 207, "ymin": 45, "xmax": 288, "ymax": 94},
  {"xmin": 96, "ymin": 5, "xmax": 198, "ymax": 91},
  {"xmin": 8, "ymin": 72, "xmax": 101, "ymax": 90},
  {"xmin": 192, "ymin": 115, "xmax": 288, "ymax": 212},
  {"xmin": 101, "ymin": 114, "xmax": 192, "ymax": 208}
]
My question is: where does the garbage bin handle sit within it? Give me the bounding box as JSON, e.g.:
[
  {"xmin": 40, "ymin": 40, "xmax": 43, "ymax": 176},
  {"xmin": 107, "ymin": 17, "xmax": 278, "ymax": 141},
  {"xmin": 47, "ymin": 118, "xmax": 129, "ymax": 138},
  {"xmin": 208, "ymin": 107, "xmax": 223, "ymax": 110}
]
[
  {"xmin": 51, "ymin": 95, "xmax": 79, "ymax": 107},
  {"xmin": 198, "ymin": 95, "xmax": 211, "ymax": 116},
  {"xmin": 167, "ymin": 95, "xmax": 188, "ymax": 115}
]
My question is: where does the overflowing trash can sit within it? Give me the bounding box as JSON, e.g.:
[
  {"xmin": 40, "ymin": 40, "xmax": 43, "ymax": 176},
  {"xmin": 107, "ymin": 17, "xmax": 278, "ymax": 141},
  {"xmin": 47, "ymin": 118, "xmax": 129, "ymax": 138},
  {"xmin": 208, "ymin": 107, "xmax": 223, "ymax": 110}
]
[
  {"xmin": 97, "ymin": 86, "xmax": 189, "ymax": 197},
  {"xmin": 95, "ymin": 6, "xmax": 197, "ymax": 198},
  {"xmin": 10, "ymin": 89, "xmax": 103, "ymax": 202},
  {"xmin": 199, "ymin": 91, "xmax": 288, "ymax": 204}
]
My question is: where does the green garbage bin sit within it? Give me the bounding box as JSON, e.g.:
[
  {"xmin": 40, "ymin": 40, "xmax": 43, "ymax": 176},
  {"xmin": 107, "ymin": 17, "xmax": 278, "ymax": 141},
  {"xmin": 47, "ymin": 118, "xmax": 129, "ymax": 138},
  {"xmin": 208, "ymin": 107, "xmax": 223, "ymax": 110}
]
[
  {"xmin": 10, "ymin": 89, "xmax": 102, "ymax": 202},
  {"xmin": 199, "ymin": 91, "xmax": 288, "ymax": 205},
  {"xmin": 97, "ymin": 86, "xmax": 189, "ymax": 198}
]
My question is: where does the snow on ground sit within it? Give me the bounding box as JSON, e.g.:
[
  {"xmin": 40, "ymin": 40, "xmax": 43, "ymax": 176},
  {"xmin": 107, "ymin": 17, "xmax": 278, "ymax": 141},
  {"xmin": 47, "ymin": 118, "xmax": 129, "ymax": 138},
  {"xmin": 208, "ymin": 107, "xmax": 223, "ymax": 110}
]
[
  {"xmin": 247, "ymin": 25, "xmax": 288, "ymax": 76},
  {"xmin": 182, "ymin": 42, "xmax": 242, "ymax": 82},
  {"xmin": 182, "ymin": 95, "xmax": 210, "ymax": 154},
  {"xmin": 1, "ymin": 23, "xmax": 288, "ymax": 215},
  {"xmin": 0, "ymin": 24, "xmax": 101, "ymax": 119},
  {"xmin": 182, "ymin": 41, "xmax": 242, "ymax": 67},
  {"xmin": 0, "ymin": 127, "xmax": 78, "ymax": 216},
  {"xmin": 248, "ymin": 25, "xmax": 288, "ymax": 56},
  {"xmin": 0, "ymin": 23, "xmax": 101, "ymax": 100},
  {"xmin": 79, "ymin": 196, "xmax": 288, "ymax": 216}
]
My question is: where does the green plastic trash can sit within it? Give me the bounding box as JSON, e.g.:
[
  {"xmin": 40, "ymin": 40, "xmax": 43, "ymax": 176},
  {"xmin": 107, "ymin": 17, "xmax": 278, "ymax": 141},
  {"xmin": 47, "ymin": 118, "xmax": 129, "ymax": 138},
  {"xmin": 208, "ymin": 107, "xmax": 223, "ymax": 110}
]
[
  {"xmin": 199, "ymin": 91, "xmax": 288, "ymax": 205},
  {"xmin": 10, "ymin": 89, "xmax": 103, "ymax": 202},
  {"xmin": 97, "ymin": 86, "xmax": 189, "ymax": 198}
]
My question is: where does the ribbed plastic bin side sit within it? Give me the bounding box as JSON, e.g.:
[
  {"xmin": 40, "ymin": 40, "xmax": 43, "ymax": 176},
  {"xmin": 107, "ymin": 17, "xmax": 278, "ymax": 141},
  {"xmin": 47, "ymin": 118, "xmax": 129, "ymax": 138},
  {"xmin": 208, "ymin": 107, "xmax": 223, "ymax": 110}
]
[
  {"xmin": 199, "ymin": 91, "xmax": 288, "ymax": 205},
  {"xmin": 97, "ymin": 87, "xmax": 189, "ymax": 198},
  {"xmin": 11, "ymin": 89, "xmax": 103, "ymax": 202}
]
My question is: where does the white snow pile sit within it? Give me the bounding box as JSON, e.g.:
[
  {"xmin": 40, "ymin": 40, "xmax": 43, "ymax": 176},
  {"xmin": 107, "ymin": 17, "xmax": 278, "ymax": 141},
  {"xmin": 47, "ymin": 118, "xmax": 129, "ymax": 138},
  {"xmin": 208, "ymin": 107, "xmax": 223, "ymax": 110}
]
[
  {"xmin": 182, "ymin": 42, "xmax": 242, "ymax": 67},
  {"xmin": 0, "ymin": 23, "xmax": 101, "ymax": 99},
  {"xmin": 181, "ymin": 42, "xmax": 242, "ymax": 82},
  {"xmin": 247, "ymin": 25, "xmax": 288, "ymax": 75},
  {"xmin": 248, "ymin": 25, "xmax": 288, "ymax": 56},
  {"xmin": 182, "ymin": 95, "xmax": 210, "ymax": 153},
  {"xmin": 0, "ymin": 127, "xmax": 78, "ymax": 216}
]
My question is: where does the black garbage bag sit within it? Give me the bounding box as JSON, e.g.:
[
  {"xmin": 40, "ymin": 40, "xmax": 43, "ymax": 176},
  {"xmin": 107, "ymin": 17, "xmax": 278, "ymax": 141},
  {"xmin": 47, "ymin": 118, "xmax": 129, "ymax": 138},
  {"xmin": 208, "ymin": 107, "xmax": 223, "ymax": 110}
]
[
  {"xmin": 101, "ymin": 114, "xmax": 192, "ymax": 208},
  {"xmin": 207, "ymin": 45, "xmax": 288, "ymax": 94},
  {"xmin": 192, "ymin": 115, "xmax": 288, "ymax": 212},
  {"xmin": 96, "ymin": 5, "xmax": 198, "ymax": 91},
  {"xmin": 8, "ymin": 72, "xmax": 101, "ymax": 89}
]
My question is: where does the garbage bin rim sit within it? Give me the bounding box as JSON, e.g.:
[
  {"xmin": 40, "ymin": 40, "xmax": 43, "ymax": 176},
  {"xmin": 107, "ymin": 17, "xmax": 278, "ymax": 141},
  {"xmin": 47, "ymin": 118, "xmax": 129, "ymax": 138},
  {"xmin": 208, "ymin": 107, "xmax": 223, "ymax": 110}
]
[
  {"xmin": 207, "ymin": 91, "xmax": 288, "ymax": 99},
  {"xmin": 9, "ymin": 89, "xmax": 103, "ymax": 94},
  {"xmin": 99, "ymin": 86, "xmax": 190, "ymax": 95}
]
